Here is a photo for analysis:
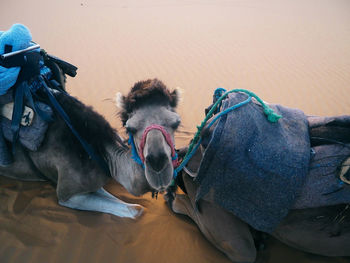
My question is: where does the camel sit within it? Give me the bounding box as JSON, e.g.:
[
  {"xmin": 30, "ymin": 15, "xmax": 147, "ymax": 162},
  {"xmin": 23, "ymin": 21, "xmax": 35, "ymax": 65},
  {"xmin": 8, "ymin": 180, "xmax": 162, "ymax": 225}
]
[
  {"xmin": 114, "ymin": 83, "xmax": 349, "ymax": 262},
  {"xmin": 0, "ymin": 77, "xmax": 180, "ymax": 219},
  {"xmin": 167, "ymin": 147, "xmax": 350, "ymax": 262},
  {"xmin": 161, "ymin": 92, "xmax": 350, "ymax": 262},
  {"xmin": 0, "ymin": 24, "xmax": 180, "ymax": 218}
]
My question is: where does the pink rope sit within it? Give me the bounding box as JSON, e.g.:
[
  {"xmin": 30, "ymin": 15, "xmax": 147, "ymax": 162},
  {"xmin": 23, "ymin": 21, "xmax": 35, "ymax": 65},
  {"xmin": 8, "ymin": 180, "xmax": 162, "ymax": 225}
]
[{"xmin": 139, "ymin": 124, "xmax": 178, "ymax": 167}]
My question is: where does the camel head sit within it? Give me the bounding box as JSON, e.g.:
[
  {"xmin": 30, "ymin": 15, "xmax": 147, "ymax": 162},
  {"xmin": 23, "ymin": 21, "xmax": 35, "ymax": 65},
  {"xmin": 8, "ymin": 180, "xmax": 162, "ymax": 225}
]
[{"xmin": 118, "ymin": 79, "xmax": 181, "ymax": 193}]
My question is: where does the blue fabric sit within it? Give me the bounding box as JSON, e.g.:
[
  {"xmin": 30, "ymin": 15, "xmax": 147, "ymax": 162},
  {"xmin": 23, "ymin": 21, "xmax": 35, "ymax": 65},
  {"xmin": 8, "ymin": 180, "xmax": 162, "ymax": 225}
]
[
  {"xmin": 196, "ymin": 92, "xmax": 311, "ymax": 233},
  {"xmin": 0, "ymin": 24, "xmax": 34, "ymax": 95},
  {"xmin": 0, "ymin": 23, "xmax": 52, "ymax": 155},
  {"xmin": 128, "ymin": 132, "xmax": 144, "ymax": 166}
]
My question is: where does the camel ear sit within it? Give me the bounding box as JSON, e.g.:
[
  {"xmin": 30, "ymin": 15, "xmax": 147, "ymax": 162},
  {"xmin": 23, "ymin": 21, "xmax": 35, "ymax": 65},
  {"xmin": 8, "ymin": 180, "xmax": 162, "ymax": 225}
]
[
  {"xmin": 170, "ymin": 87, "xmax": 184, "ymax": 107},
  {"xmin": 115, "ymin": 92, "xmax": 125, "ymax": 109}
]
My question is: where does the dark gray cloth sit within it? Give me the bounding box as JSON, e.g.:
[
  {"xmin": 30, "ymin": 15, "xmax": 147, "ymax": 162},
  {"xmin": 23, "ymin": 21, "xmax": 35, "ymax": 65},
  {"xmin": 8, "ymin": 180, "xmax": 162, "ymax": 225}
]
[
  {"xmin": 293, "ymin": 115, "xmax": 350, "ymax": 209},
  {"xmin": 196, "ymin": 92, "xmax": 311, "ymax": 233},
  {"xmin": 293, "ymin": 144, "xmax": 350, "ymax": 209},
  {"xmin": 0, "ymin": 91, "xmax": 52, "ymax": 152},
  {"xmin": 308, "ymin": 115, "xmax": 350, "ymax": 146}
]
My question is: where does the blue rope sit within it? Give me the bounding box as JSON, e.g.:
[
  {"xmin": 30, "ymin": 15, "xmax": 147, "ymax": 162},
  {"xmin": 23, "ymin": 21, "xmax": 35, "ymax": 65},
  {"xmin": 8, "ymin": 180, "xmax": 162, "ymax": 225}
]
[
  {"xmin": 207, "ymin": 94, "xmax": 252, "ymax": 130},
  {"xmin": 212, "ymin": 87, "xmax": 227, "ymax": 114},
  {"xmin": 174, "ymin": 138, "xmax": 202, "ymax": 175},
  {"xmin": 128, "ymin": 132, "xmax": 144, "ymax": 167},
  {"xmin": 214, "ymin": 87, "xmax": 227, "ymax": 100},
  {"xmin": 39, "ymin": 75, "xmax": 110, "ymax": 174},
  {"xmin": 173, "ymin": 93, "xmax": 252, "ymax": 179}
]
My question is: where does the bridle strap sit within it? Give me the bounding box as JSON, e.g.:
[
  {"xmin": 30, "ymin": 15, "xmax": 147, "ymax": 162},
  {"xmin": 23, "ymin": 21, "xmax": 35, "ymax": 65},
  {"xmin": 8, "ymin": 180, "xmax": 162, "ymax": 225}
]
[{"xmin": 130, "ymin": 124, "xmax": 178, "ymax": 167}]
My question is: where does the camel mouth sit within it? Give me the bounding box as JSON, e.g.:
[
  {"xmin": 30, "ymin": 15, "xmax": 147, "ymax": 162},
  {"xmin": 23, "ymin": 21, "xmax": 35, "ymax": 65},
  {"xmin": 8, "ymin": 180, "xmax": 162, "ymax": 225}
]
[
  {"xmin": 145, "ymin": 155, "xmax": 170, "ymax": 174},
  {"xmin": 138, "ymin": 125, "xmax": 177, "ymax": 191},
  {"xmin": 144, "ymin": 162, "xmax": 174, "ymax": 191}
]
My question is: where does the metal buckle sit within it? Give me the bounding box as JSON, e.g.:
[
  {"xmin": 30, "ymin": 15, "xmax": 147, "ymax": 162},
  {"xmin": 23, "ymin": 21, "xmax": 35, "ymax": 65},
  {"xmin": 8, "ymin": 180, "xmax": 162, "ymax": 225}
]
[{"xmin": 0, "ymin": 42, "xmax": 40, "ymax": 60}]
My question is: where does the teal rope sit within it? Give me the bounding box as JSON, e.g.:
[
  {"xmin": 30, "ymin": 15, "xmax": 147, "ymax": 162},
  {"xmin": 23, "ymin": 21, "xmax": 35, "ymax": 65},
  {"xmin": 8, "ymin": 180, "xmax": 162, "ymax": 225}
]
[
  {"xmin": 174, "ymin": 89, "xmax": 282, "ymax": 179},
  {"xmin": 174, "ymin": 94, "xmax": 252, "ymax": 177},
  {"xmin": 233, "ymin": 89, "xmax": 282, "ymax": 123}
]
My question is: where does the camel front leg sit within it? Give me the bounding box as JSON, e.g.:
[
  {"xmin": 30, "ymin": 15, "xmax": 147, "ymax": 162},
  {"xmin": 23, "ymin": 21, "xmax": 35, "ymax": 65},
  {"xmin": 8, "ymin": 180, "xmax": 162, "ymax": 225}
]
[
  {"xmin": 59, "ymin": 187, "xmax": 143, "ymax": 219},
  {"xmin": 169, "ymin": 174, "xmax": 257, "ymax": 263}
]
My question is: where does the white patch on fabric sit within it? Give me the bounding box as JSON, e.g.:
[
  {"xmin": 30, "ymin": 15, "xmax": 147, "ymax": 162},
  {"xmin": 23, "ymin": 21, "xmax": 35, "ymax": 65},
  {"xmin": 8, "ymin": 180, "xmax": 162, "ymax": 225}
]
[
  {"xmin": 340, "ymin": 157, "xmax": 350, "ymax": 184},
  {"xmin": 0, "ymin": 102, "xmax": 34, "ymax": 126}
]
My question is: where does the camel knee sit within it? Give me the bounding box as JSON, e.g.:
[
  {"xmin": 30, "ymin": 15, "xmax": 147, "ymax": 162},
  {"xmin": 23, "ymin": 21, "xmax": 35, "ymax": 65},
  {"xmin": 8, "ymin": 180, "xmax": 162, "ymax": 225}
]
[
  {"xmin": 195, "ymin": 201, "xmax": 257, "ymax": 263},
  {"xmin": 218, "ymin": 239, "xmax": 257, "ymax": 263},
  {"xmin": 172, "ymin": 194, "xmax": 195, "ymax": 218}
]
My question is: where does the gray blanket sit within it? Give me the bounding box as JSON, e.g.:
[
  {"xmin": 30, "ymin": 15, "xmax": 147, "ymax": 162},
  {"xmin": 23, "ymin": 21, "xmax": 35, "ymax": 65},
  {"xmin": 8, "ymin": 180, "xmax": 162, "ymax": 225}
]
[
  {"xmin": 293, "ymin": 115, "xmax": 350, "ymax": 209},
  {"xmin": 196, "ymin": 92, "xmax": 311, "ymax": 233},
  {"xmin": 0, "ymin": 91, "xmax": 52, "ymax": 152}
]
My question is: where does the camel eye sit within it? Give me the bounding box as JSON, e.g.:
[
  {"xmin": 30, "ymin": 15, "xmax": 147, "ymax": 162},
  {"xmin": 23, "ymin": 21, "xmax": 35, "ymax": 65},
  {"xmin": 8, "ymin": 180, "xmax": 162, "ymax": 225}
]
[
  {"xmin": 170, "ymin": 119, "xmax": 180, "ymax": 130},
  {"xmin": 125, "ymin": 125, "xmax": 137, "ymax": 134}
]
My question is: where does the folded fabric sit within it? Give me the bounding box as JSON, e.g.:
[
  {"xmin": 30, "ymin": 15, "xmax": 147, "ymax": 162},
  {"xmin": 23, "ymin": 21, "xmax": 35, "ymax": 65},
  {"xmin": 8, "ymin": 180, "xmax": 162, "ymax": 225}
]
[
  {"xmin": 0, "ymin": 91, "xmax": 53, "ymax": 151},
  {"xmin": 0, "ymin": 24, "xmax": 33, "ymax": 95},
  {"xmin": 196, "ymin": 92, "xmax": 311, "ymax": 233},
  {"xmin": 293, "ymin": 143, "xmax": 350, "ymax": 209},
  {"xmin": 293, "ymin": 115, "xmax": 350, "ymax": 209}
]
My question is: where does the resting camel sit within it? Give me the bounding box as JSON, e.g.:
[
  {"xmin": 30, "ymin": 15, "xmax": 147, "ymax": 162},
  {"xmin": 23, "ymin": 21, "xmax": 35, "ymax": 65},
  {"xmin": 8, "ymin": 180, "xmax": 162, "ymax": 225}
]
[
  {"xmin": 0, "ymin": 78, "xmax": 181, "ymax": 218},
  {"xmin": 0, "ymin": 24, "xmax": 181, "ymax": 218},
  {"xmin": 117, "ymin": 84, "xmax": 350, "ymax": 262},
  {"xmin": 163, "ymin": 93, "xmax": 350, "ymax": 262},
  {"xmin": 168, "ymin": 148, "xmax": 350, "ymax": 262}
]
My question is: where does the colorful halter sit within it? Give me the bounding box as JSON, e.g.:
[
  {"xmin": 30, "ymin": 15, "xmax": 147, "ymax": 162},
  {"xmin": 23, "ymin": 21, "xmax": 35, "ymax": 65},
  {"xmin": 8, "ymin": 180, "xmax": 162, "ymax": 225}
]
[{"xmin": 128, "ymin": 124, "xmax": 179, "ymax": 168}]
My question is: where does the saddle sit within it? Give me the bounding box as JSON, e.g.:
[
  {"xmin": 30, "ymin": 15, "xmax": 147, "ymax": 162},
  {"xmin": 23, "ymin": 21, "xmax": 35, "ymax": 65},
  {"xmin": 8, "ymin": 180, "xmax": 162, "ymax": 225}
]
[
  {"xmin": 0, "ymin": 23, "xmax": 109, "ymax": 175},
  {"xmin": 193, "ymin": 91, "xmax": 350, "ymax": 233},
  {"xmin": 0, "ymin": 24, "xmax": 77, "ymax": 166}
]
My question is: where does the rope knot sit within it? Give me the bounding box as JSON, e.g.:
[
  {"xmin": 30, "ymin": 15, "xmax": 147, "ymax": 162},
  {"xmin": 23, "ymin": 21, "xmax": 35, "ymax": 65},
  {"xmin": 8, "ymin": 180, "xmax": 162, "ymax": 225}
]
[{"xmin": 263, "ymin": 107, "xmax": 282, "ymax": 123}]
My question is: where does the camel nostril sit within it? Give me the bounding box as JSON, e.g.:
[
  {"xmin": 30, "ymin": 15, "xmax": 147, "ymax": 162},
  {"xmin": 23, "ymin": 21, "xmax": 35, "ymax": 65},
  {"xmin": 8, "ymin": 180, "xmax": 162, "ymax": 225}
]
[{"xmin": 146, "ymin": 153, "xmax": 168, "ymax": 172}]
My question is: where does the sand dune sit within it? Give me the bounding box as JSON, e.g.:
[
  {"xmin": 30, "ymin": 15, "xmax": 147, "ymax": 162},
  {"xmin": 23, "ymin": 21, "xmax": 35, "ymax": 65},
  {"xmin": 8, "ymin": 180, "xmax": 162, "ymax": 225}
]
[{"xmin": 1, "ymin": 0, "xmax": 350, "ymax": 262}]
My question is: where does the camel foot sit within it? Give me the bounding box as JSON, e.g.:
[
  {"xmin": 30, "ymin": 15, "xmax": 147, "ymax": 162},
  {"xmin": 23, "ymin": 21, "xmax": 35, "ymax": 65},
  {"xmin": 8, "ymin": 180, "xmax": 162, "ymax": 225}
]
[{"xmin": 59, "ymin": 187, "xmax": 144, "ymax": 219}]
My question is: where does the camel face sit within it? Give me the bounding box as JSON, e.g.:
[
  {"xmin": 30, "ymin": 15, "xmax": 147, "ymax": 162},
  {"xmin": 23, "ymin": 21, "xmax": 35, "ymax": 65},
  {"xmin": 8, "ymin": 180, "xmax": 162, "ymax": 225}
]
[
  {"xmin": 118, "ymin": 79, "xmax": 180, "ymax": 193},
  {"xmin": 126, "ymin": 104, "xmax": 180, "ymax": 191}
]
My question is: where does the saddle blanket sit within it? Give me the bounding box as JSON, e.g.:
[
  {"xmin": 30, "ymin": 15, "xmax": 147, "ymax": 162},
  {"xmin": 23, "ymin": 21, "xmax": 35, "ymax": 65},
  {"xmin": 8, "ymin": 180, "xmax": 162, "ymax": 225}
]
[
  {"xmin": 196, "ymin": 92, "xmax": 311, "ymax": 233},
  {"xmin": 293, "ymin": 115, "xmax": 350, "ymax": 209},
  {"xmin": 0, "ymin": 91, "xmax": 52, "ymax": 152},
  {"xmin": 196, "ymin": 92, "xmax": 350, "ymax": 233}
]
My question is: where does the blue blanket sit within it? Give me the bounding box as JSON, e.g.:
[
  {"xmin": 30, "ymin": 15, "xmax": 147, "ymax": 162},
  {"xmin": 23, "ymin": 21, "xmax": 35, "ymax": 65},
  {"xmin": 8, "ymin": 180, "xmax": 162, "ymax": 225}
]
[
  {"xmin": 0, "ymin": 24, "xmax": 34, "ymax": 95},
  {"xmin": 195, "ymin": 92, "xmax": 311, "ymax": 233}
]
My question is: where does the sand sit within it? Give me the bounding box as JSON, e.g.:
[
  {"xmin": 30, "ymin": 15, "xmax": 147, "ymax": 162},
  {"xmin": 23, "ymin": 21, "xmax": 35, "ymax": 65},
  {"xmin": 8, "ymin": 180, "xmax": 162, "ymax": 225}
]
[{"xmin": 0, "ymin": 0, "xmax": 350, "ymax": 262}]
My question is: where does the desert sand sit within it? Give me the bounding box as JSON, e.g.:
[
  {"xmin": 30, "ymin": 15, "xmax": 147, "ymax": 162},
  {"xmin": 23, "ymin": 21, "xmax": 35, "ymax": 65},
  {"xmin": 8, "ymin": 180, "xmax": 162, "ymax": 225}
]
[{"xmin": 0, "ymin": 0, "xmax": 350, "ymax": 262}]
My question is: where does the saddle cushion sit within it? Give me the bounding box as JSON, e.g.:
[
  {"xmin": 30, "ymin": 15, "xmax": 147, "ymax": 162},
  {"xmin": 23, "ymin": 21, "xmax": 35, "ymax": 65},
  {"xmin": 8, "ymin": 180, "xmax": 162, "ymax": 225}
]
[
  {"xmin": 0, "ymin": 91, "xmax": 52, "ymax": 151},
  {"xmin": 196, "ymin": 92, "xmax": 311, "ymax": 233}
]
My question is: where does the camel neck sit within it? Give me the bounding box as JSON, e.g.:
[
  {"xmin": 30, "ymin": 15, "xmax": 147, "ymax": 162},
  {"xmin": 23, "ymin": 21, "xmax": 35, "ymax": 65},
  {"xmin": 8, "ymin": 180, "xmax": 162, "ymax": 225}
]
[{"xmin": 105, "ymin": 144, "xmax": 146, "ymax": 195}]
